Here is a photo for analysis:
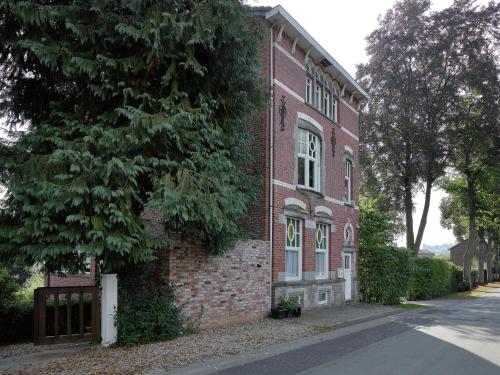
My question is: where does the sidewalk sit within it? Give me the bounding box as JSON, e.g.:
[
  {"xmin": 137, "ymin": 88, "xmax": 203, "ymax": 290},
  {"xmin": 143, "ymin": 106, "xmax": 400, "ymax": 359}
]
[
  {"xmin": 0, "ymin": 303, "xmax": 402, "ymax": 375},
  {"xmin": 297, "ymin": 303, "xmax": 400, "ymax": 329}
]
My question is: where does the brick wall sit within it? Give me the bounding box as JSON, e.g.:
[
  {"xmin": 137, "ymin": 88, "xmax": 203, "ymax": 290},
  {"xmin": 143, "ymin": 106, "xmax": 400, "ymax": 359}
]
[
  {"xmin": 157, "ymin": 238, "xmax": 270, "ymax": 330},
  {"xmin": 44, "ymin": 258, "xmax": 97, "ymax": 287}
]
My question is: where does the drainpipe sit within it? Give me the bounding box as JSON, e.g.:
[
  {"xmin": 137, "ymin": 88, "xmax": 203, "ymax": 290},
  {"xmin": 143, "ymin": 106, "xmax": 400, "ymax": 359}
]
[{"xmin": 268, "ymin": 25, "xmax": 274, "ymax": 309}]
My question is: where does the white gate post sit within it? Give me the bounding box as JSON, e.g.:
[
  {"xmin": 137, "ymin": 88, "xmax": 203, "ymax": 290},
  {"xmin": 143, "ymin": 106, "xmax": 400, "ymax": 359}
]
[{"xmin": 101, "ymin": 274, "xmax": 118, "ymax": 347}]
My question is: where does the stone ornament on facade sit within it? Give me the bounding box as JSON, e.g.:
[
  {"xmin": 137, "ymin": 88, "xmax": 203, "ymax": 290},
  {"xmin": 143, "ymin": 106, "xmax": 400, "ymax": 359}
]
[
  {"xmin": 279, "ymin": 95, "xmax": 287, "ymax": 131},
  {"xmin": 331, "ymin": 128, "xmax": 336, "ymax": 157}
]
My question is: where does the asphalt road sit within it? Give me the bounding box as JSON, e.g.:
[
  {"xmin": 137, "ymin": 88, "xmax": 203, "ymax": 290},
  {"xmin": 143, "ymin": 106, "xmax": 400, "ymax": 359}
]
[{"xmin": 209, "ymin": 286, "xmax": 500, "ymax": 375}]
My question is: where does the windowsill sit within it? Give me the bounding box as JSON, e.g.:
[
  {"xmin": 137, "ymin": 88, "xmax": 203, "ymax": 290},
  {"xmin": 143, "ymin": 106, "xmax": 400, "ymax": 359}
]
[
  {"xmin": 318, "ymin": 300, "xmax": 328, "ymax": 305},
  {"xmin": 296, "ymin": 185, "xmax": 324, "ymax": 197},
  {"xmin": 285, "ymin": 276, "xmax": 302, "ymax": 282},
  {"xmin": 305, "ymin": 102, "xmax": 339, "ymax": 126},
  {"xmin": 316, "ymin": 274, "xmax": 328, "ymax": 280}
]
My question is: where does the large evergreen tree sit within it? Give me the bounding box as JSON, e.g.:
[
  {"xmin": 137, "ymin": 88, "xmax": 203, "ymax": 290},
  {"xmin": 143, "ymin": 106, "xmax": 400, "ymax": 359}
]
[{"xmin": 0, "ymin": 0, "xmax": 264, "ymax": 272}]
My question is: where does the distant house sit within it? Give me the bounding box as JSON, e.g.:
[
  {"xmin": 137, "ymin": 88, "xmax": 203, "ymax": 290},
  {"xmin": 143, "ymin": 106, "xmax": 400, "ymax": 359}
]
[
  {"xmin": 418, "ymin": 249, "xmax": 435, "ymax": 258},
  {"xmin": 449, "ymin": 239, "xmax": 494, "ymax": 284}
]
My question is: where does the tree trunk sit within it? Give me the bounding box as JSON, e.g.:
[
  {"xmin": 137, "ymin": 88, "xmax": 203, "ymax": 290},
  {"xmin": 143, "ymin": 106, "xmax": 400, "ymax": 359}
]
[
  {"xmin": 465, "ymin": 175, "xmax": 477, "ymax": 282},
  {"xmin": 404, "ymin": 178, "xmax": 415, "ymax": 252},
  {"xmin": 414, "ymin": 177, "xmax": 433, "ymax": 256}
]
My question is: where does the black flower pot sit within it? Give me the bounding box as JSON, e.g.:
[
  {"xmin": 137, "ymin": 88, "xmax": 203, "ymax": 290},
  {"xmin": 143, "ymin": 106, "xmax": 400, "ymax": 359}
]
[
  {"xmin": 271, "ymin": 308, "xmax": 289, "ymax": 319},
  {"xmin": 293, "ymin": 307, "xmax": 302, "ymax": 317}
]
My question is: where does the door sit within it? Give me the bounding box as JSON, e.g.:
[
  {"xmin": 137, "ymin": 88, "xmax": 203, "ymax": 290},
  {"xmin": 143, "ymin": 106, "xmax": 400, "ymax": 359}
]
[{"xmin": 344, "ymin": 253, "xmax": 352, "ymax": 301}]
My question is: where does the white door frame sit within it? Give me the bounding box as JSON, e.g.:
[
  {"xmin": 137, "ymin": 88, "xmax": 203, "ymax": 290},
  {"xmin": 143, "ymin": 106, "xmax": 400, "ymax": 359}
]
[{"xmin": 343, "ymin": 252, "xmax": 353, "ymax": 301}]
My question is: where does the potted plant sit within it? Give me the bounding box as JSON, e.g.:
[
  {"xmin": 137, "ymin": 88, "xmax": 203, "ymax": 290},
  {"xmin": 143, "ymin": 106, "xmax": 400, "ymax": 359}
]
[
  {"xmin": 271, "ymin": 299, "xmax": 289, "ymax": 319},
  {"xmin": 271, "ymin": 297, "xmax": 301, "ymax": 319}
]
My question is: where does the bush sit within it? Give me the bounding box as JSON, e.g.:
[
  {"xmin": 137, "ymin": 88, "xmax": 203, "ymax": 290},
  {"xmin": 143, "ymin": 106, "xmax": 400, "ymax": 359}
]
[
  {"xmin": 116, "ymin": 284, "xmax": 186, "ymax": 346},
  {"xmin": 0, "ymin": 267, "xmax": 19, "ymax": 312},
  {"xmin": 408, "ymin": 258, "xmax": 457, "ymax": 300},
  {"xmin": 360, "ymin": 246, "xmax": 413, "ymax": 304},
  {"xmin": 0, "ymin": 303, "xmax": 33, "ymax": 344}
]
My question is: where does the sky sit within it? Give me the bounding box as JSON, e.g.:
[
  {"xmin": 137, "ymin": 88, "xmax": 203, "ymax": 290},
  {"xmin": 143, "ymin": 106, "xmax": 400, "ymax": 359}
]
[
  {"xmin": 247, "ymin": 0, "xmax": 487, "ymax": 247},
  {"xmin": 2, "ymin": 0, "xmax": 488, "ymax": 248}
]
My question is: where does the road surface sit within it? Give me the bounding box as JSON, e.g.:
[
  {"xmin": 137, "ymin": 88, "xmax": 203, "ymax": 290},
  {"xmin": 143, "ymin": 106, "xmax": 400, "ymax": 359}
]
[{"xmin": 207, "ymin": 286, "xmax": 500, "ymax": 375}]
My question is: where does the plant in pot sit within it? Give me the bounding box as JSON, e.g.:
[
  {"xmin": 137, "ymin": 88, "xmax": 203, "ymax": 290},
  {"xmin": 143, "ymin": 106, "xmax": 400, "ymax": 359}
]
[
  {"xmin": 271, "ymin": 297, "xmax": 290, "ymax": 319},
  {"xmin": 274, "ymin": 297, "xmax": 301, "ymax": 318}
]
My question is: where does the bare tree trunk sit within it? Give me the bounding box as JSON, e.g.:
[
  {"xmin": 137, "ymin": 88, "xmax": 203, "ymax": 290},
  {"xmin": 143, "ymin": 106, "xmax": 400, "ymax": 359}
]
[
  {"xmin": 414, "ymin": 177, "xmax": 433, "ymax": 256},
  {"xmin": 404, "ymin": 178, "xmax": 414, "ymax": 252},
  {"xmin": 465, "ymin": 175, "xmax": 477, "ymax": 282}
]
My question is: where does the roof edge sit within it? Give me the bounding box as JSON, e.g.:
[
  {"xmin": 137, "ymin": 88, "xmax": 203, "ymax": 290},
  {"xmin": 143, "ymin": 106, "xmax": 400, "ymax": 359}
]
[{"xmin": 265, "ymin": 5, "xmax": 369, "ymax": 100}]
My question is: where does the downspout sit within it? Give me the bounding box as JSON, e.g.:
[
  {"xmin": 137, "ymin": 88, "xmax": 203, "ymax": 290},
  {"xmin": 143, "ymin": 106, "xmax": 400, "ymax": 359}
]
[{"xmin": 268, "ymin": 25, "xmax": 274, "ymax": 309}]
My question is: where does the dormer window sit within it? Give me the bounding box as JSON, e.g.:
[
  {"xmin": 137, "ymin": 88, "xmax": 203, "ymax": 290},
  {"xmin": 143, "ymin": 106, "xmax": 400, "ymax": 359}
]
[
  {"xmin": 297, "ymin": 129, "xmax": 321, "ymax": 190},
  {"xmin": 305, "ymin": 59, "xmax": 339, "ymax": 123}
]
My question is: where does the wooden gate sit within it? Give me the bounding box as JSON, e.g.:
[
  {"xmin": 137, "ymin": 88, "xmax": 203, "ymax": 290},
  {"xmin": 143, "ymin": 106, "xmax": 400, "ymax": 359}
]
[{"xmin": 34, "ymin": 286, "xmax": 100, "ymax": 345}]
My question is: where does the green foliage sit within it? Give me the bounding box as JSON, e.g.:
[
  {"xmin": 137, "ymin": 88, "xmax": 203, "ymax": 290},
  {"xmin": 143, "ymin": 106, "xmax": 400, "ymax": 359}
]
[
  {"xmin": 277, "ymin": 296, "xmax": 299, "ymax": 311},
  {"xmin": 0, "ymin": 265, "xmax": 40, "ymax": 344},
  {"xmin": 359, "ymin": 196, "xmax": 399, "ymax": 249},
  {"xmin": 408, "ymin": 258, "xmax": 458, "ymax": 300},
  {"xmin": 116, "ymin": 284, "xmax": 186, "ymax": 346},
  {"xmin": 0, "ymin": 0, "xmax": 264, "ymax": 272},
  {"xmin": 358, "ymin": 0, "xmax": 499, "ymax": 253},
  {"xmin": 0, "ymin": 267, "xmax": 19, "ymax": 312},
  {"xmin": 360, "ymin": 246, "xmax": 413, "ymax": 305},
  {"xmin": 0, "ymin": 302, "xmax": 33, "ymax": 344}
]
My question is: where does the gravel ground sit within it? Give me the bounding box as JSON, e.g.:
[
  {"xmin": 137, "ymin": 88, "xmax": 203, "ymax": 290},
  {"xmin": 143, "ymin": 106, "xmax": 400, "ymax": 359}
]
[
  {"xmin": 0, "ymin": 342, "xmax": 90, "ymax": 360},
  {"xmin": 1, "ymin": 318, "xmax": 317, "ymax": 375}
]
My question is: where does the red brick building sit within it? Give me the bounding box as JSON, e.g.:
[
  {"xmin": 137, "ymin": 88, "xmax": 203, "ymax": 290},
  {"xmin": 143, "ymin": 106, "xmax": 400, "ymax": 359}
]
[
  {"xmin": 47, "ymin": 5, "xmax": 368, "ymax": 328},
  {"xmin": 254, "ymin": 6, "xmax": 368, "ymax": 309}
]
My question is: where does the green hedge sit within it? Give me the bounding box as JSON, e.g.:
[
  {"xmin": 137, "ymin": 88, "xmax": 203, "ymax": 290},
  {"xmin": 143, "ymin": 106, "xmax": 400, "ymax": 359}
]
[
  {"xmin": 408, "ymin": 258, "xmax": 458, "ymax": 300},
  {"xmin": 116, "ymin": 284, "xmax": 187, "ymax": 346},
  {"xmin": 360, "ymin": 246, "xmax": 413, "ymax": 304}
]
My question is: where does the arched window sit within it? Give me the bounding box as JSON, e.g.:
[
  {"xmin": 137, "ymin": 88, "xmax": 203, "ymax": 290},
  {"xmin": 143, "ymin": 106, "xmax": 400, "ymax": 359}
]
[
  {"xmin": 344, "ymin": 222, "xmax": 354, "ymax": 245},
  {"xmin": 297, "ymin": 128, "xmax": 321, "ymax": 190}
]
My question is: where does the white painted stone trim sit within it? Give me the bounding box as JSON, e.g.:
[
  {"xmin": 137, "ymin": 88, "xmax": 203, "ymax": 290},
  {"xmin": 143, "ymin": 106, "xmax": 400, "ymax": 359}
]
[
  {"xmin": 324, "ymin": 195, "xmax": 345, "ymax": 206},
  {"xmin": 274, "ymin": 179, "xmax": 349, "ymax": 208},
  {"xmin": 344, "ymin": 145, "xmax": 353, "ymax": 154},
  {"xmin": 274, "ymin": 42, "xmax": 306, "ymax": 70},
  {"xmin": 340, "ymin": 98, "xmax": 359, "ymax": 116},
  {"xmin": 273, "ymin": 179, "xmax": 296, "ymax": 190},
  {"xmin": 341, "ymin": 126, "xmax": 359, "ymax": 141},
  {"xmin": 315, "ymin": 205, "xmax": 332, "ymax": 217},
  {"xmin": 297, "ymin": 112, "xmax": 323, "ymax": 133},
  {"xmin": 273, "ymin": 79, "xmax": 305, "ymax": 103},
  {"xmin": 284, "ymin": 197, "xmax": 306, "ymax": 210}
]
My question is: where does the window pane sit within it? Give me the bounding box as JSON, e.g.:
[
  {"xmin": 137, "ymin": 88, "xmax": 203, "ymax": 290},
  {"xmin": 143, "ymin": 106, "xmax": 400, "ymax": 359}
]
[
  {"xmin": 316, "ymin": 252, "xmax": 325, "ymax": 275},
  {"xmin": 286, "ymin": 250, "xmax": 299, "ymax": 277},
  {"xmin": 298, "ymin": 157, "xmax": 305, "ymax": 185},
  {"xmin": 309, "ymin": 160, "xmax": 315, "ymax": 188}
]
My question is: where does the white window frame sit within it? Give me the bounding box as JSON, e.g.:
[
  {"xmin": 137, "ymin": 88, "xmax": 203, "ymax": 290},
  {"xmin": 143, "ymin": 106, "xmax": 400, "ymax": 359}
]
[
  {"xmin": 306, "ymin": 76, "xmax": 313, "ymax": 105},
  {"xmin": 318, "ymin": 290, "xmax": 328, "ymax": 304},
  {"xmin": 315, "ymin": 223, "xmax": 329, "ymax": 279},
  {"xmin": 285, "ymin": 217, "xmax": 302, "ymax": 281},
  {"xmin": 344, "ymin": 158, "xmax": 352, "ymax": 203},
  {"xmin": 297, "ymin": 129, "xmax": 321, "ymax": 191},
  {"xmin": 332, "ymin": 96, "xmax": 338, "ymax": 123},
  {"xmin": 323, "ymin": 90, "xmax": 331, "ymax": 118},
  {"xmin": 315, "ymin": 81, "xmax": 323, "ymax": 112}
]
